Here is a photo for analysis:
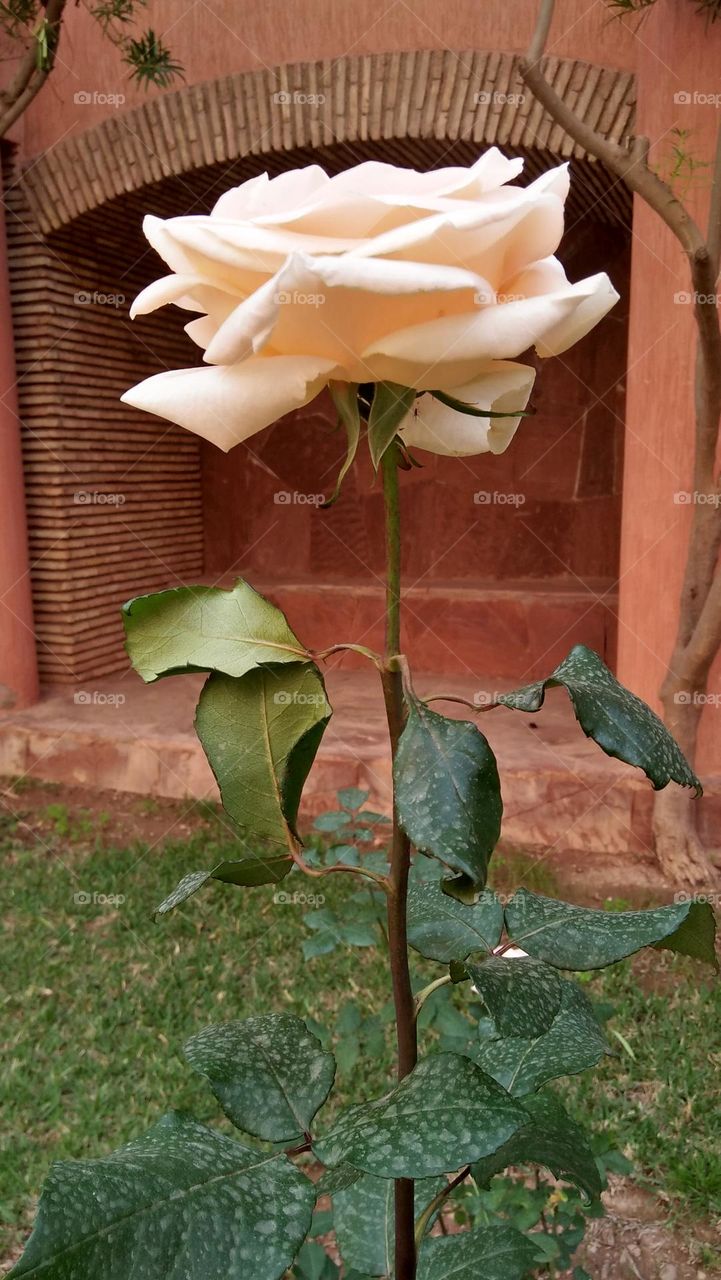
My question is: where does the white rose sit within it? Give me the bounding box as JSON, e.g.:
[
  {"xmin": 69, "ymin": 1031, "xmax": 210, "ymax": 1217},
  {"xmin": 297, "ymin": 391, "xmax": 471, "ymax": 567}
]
[{"xmin": 121, "ymin": 149, "xmax": 618, "ymax": 456}]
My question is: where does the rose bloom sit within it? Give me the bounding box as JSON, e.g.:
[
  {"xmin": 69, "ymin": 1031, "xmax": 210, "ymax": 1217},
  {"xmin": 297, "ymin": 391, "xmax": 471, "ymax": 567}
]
[{"xmin": 122, "ymin": 149, "xmax": 618, "ymax": 457}]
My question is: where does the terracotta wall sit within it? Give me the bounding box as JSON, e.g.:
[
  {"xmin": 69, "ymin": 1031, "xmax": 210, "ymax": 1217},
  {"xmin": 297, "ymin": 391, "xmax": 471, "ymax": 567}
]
[
  {"xmin": 7, "ymin": 1, "xmax": 637, "ymax": 159},
  {"xmin": 5, "ymin": 182, "xmax": 203, "ymax": 684},
  {"xmin": 616, "ymin": 0, "xmax": 721, "ymax": 770}
]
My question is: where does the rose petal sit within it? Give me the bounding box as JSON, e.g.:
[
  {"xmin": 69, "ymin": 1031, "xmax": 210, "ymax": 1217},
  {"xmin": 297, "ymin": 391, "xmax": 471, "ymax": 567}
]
[
  {"xmin": 363, "ymin": 271, "xmax": 618, "ymax": 387},
  {"xmin": 204, "ymin": 252, "xmax": 492, "ymax": 368},
  {"xmin": 399, "ymin": 362, "xmax": 536, "ymax": 457},
  {"xmin": 120, "ymin": 355, "xmax": 337, "ymax": 451}
]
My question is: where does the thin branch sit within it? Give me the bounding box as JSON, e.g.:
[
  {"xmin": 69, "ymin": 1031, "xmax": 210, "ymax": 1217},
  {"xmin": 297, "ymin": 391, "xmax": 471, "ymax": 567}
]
[
  {"xmin": 289, "ymin": 845, "xmax": 390, "ymax": 891},
  {"xmin": 519, "ymin": 0, "xmax": 708, "ymax": 261},
  {"xmin": 413, "ymin": 973, "xmax": 453, "ymax": 1019},
  {"xmin": 414, "ymin": 1166, "xmax": 472, "ymax": 1244}
]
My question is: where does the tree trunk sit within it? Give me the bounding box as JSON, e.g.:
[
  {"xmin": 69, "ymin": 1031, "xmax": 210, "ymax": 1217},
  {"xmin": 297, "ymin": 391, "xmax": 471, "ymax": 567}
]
[{"xmin": 653, "ymin": 679, "xmax": 716, "ymax": 887}]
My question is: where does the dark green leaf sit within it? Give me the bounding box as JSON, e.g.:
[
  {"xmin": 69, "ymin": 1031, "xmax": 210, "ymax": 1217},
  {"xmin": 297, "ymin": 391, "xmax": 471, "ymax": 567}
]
[
  {"xmin": 466, "ymin": 956, "xmax": 563, "ymax": 1037},
  {"xmin": 472, "ymin": 1090, "xmax": 602, "ymax": 1201},
  {"xmin": 368, "ymin": 382, "xmax": 417, "ymax": 468},
  {"xmin": 9, "ymin": 1113, "xmax": 313, "ymax": 1280},
  {"xmin": 315, "ymin": 1163, "xmax": 362, "ymax": 1196},
  {"xmin": 417, "ymin": 1225, "xmax": 540, "ymax": 1280},
  {"xmin": 498, "ymin": 644, "xmax": 701, "ymax": 793},
  {"xmin": 505, "ymin": 889, "xmax": 718, "ymax": 970},
  {"xmin": 473, "ymin": 978, "xmax": 609, "ymax": 1095},
  {"xmin": 314, "ymin": 1053, "xmax": 527, "ymax": 1177},
  {"xmin": 292, "ymin": 1242, "xmax": 339, "ymax": 1280},
  {"xmin": 322, "ymin": 382, "xmax": 361, "ymax": 507},
  {"xmin": 155, "ymin": 847, "xmax": 297, "ymax": 915},
  {"xmin": 407, "ymin": 880, "xmax": 503, "ymax": 962},
  {"xmin": 196, "ymin": 665, "xmax": 331, "ymax": 851},
  {"xmin": 184, "ymin": 1015, "xmax": 335, "ymax": 1143},
  {"xmin": 395, "ymin": 699, "xmax": 502, "ymax": 893},
  {"xmin": 123, "ymin": 579, "xmax": 306, "ymax": 683},
  {"xmin": 334, "ymin": 1174, "xmax": 441, "ymax": 1277}
]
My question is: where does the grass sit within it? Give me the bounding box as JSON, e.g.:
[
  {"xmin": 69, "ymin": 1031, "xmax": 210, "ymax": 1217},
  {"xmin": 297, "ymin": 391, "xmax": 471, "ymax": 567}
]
[{"xmin": 2, "ymin": 802, "xmax": 720, "ymax": 1266}]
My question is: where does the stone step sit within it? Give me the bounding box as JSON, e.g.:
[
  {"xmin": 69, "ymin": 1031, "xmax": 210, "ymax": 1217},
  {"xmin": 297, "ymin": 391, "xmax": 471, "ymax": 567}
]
[{"xmin": 1, "ymin": 668, "xmax": 717, "ymax": 856}]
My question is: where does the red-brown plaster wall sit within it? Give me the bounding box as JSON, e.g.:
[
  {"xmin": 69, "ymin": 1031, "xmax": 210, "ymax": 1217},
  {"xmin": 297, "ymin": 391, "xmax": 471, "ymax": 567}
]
[{"xmin": 10, "ymin": 0, "xmax": 637, "ymax": 159}]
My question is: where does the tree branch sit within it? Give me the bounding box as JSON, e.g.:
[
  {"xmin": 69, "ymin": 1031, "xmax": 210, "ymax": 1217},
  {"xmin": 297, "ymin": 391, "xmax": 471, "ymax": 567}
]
[
  {"xmin": 0, "ymin": 0, "xmax": 67, "ymax": 137},
  {"xmin": 522, "ymin": 0, "xmax": 721, "ymax": 782}
]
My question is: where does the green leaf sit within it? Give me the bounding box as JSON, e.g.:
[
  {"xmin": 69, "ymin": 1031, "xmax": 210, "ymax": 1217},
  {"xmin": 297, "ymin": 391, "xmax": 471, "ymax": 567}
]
[
  {"xmin": 395, "ymin": 699, "xmax": 502, "ymax": 893},
  {"xmin": 407, "ymin": 880, "xmax": 503, "ymax": 962},
  {"xmin": 505, "ymin": 889, "xmax": 718, "ymax": 970},
  {"xmin": 466, "ymin": 956, "xmax": 563, "ymax": 1037},
  {"xmin": 417, "ymin": 1225, "xmax": 540, "ymax": 1280},
  {"xmin": 316, "ymin": 1162, "xmax": 362, "ymax": 1196},
  {"xmin": 292, "ymin": 1242, "xmax": 339, "ymax": 1280},
  {"xmin": 9, "ymin": 1112, "xmax": 314, "ymax": 1280},
  {"xmin": 367, "ymin": 382, "xmax": 417, "ymax": 468},
  {"xmin": 334, "ymin": 1174, "xmax": 441, "ymax": 1277},
  {"xmin": 314, "ymin": 1053, "xmax": 527, "ymax": 1178},
  {"xmin": 338, "ymin": 787, "xmax": 369, "ymax": 810},
  {"xmin": 196, "ymin": 665, "xmax": 331, "ymax": 851},
  {"xmin": 293, "ymin": 1244, "xmax": 338, "ymax": 1274},
  {"xmin": 498, "ymin": 644, "xmax": 701, "ymax": 793},
  {"xmin": 473, "ymin": 978, "xmax": 609, "ymax": 1096},
  {"xmin": 155, "ymin": 848, "xmax": 296, "ymax": 914},
  {"xmin": 184, "ymin": 1015, "xmax": 336, "ymax": 1143},
  {"xmin": 313, "ymin": 811, "xmax": 349, "ymax": 832},
  {"xmin": 471, "ymin": 1090, "xmax": 602, "ymax": 1201},
  {"xmin": 123, "ymin": 579, "xmax": 307, "ymax": 683},
  {"xmin": 322, "ymin": 382, "xmax": 361, "ymax": 507}
]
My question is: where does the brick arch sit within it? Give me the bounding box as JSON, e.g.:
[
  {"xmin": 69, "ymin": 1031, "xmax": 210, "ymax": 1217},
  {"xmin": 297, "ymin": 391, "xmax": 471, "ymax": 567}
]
[{"xmin": 20, "ymin": 49, "xmax": 634, "ymax": 235}]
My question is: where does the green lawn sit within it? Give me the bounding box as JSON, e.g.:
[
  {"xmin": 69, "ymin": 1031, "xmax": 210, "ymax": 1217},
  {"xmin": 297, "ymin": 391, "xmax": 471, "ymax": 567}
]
[{"xmin": 2, "ymin": 795, "xmax": 720, "ymax": 1267}]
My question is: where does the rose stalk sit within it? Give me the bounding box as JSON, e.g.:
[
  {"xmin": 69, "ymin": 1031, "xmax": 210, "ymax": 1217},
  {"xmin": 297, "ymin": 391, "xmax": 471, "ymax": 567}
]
[
  {"xmin": 119, "ymin": 153, "xmax": 618, "ymax": 1280},
  {"xmin": 16, "ymin": 155, "xmax": 713, "ymax": 1280}
]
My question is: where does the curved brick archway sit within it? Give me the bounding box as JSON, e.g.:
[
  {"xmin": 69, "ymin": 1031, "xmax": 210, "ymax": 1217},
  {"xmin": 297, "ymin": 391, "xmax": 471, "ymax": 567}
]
[{"xmin": 20, "ymin": 49, "xmax": 634, "ymax": 234}]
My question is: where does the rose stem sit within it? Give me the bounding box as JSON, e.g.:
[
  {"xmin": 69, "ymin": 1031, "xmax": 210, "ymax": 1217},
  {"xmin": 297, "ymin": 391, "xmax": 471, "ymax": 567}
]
[{"xmin": 379, "ymin": 440, "xmax": 417, "ymax": 1280}]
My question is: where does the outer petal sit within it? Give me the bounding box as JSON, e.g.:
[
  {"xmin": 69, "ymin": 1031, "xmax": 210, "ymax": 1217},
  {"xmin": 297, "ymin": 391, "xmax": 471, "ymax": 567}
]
[
  {"xmin": 363, "ymin": 272, "xmax": 618, "ymax": 387},
  {"xmin": 399, "ymin": 362, "xmax": 536, "ymax": 457},
  {"xmin": 120, "ymin": 355, "xmax": 337, "ymax": 451},
  {"xmin": 211, "ymin": 167, "xmax": 331, "ymax": 219}
]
